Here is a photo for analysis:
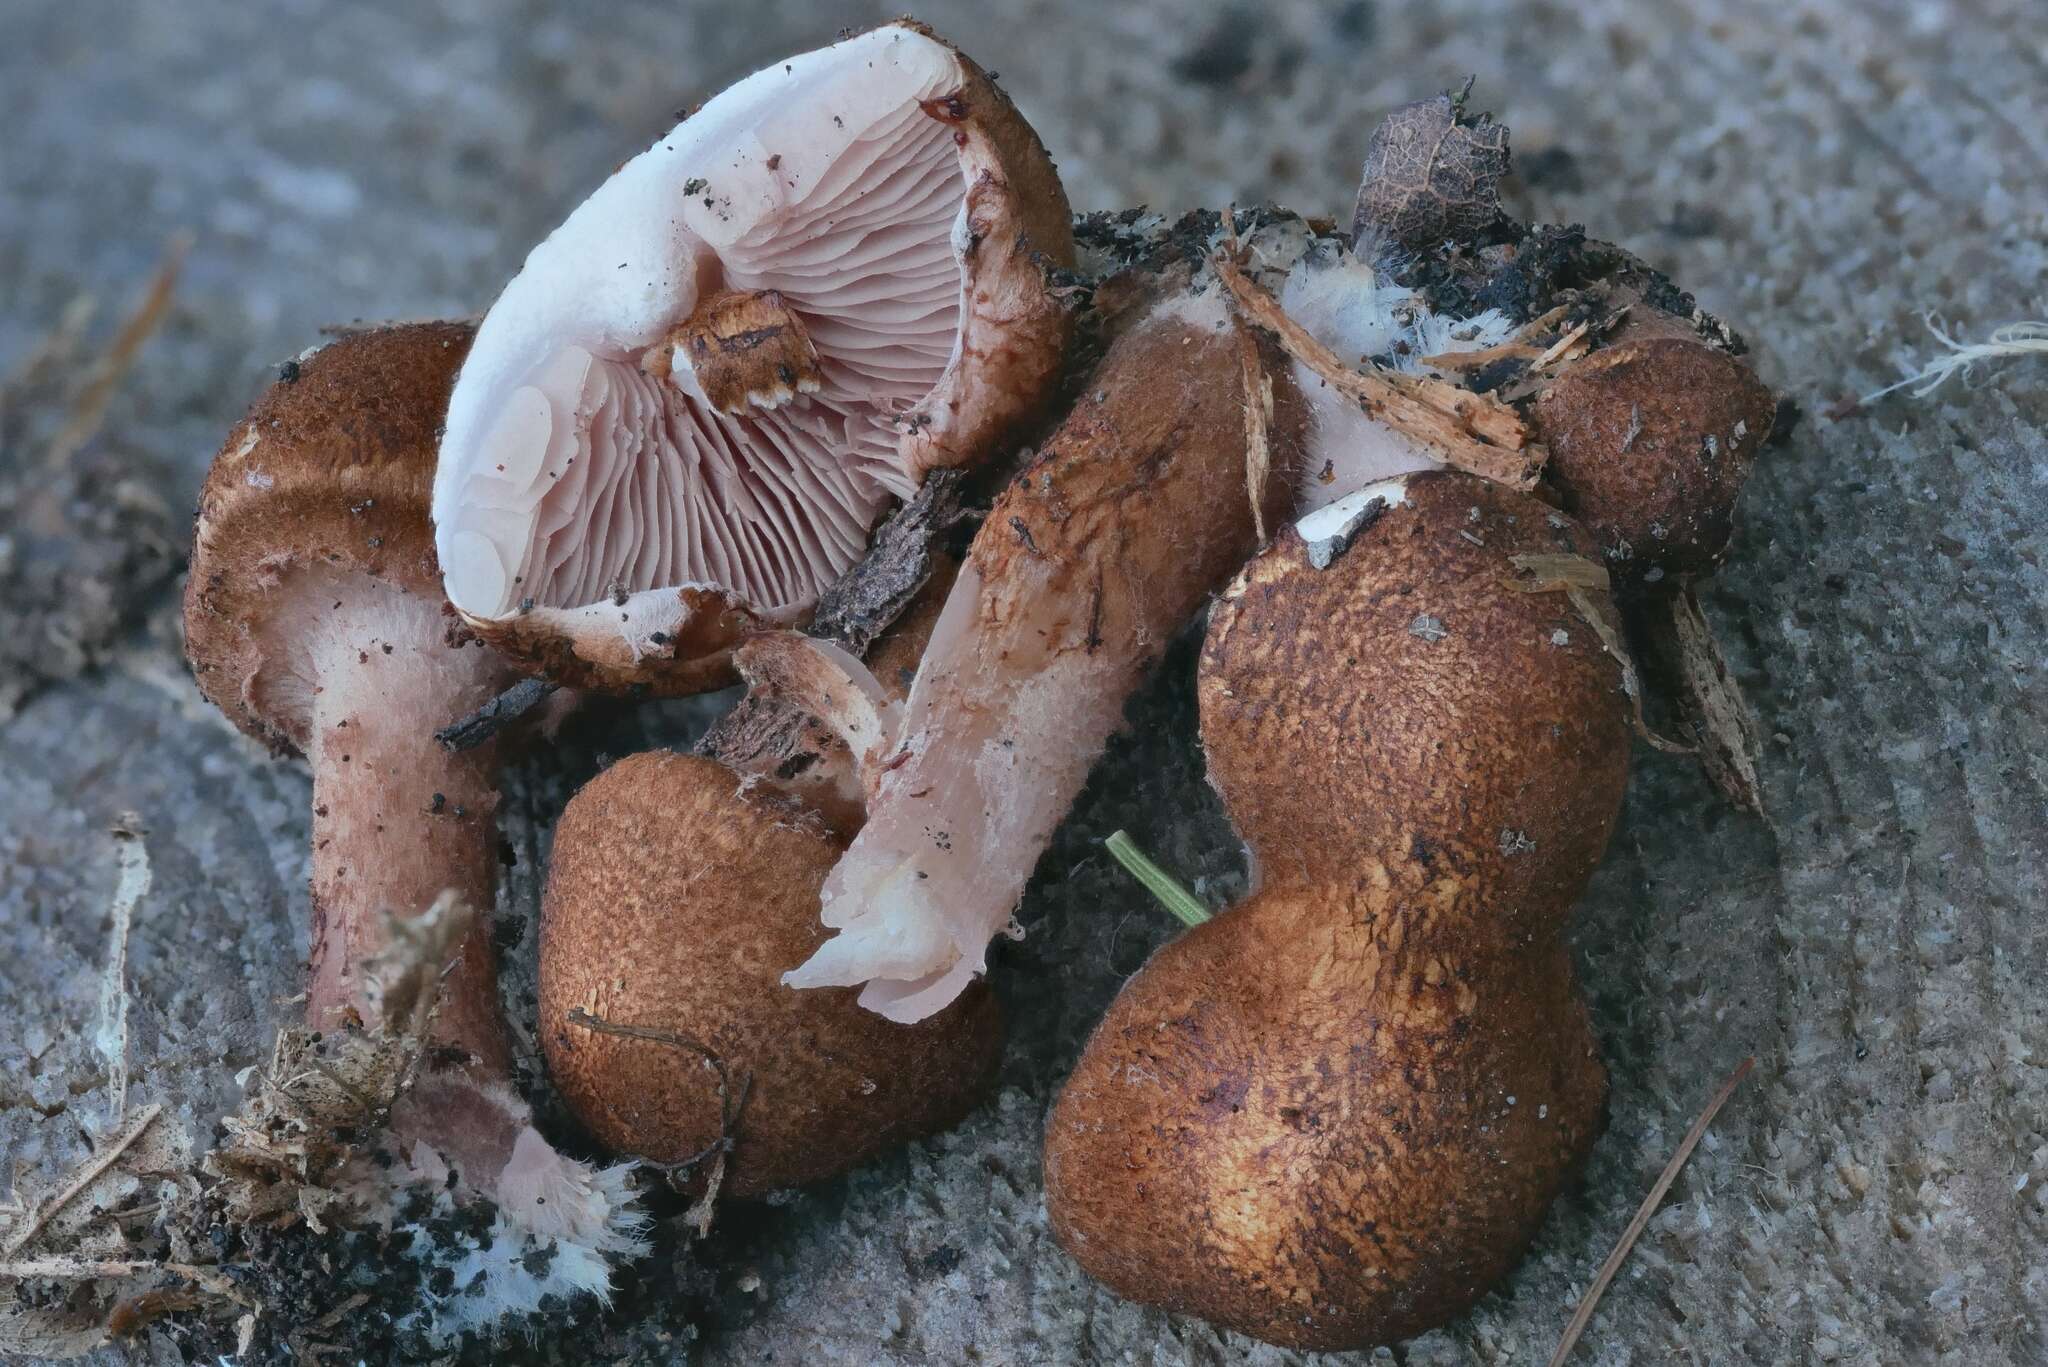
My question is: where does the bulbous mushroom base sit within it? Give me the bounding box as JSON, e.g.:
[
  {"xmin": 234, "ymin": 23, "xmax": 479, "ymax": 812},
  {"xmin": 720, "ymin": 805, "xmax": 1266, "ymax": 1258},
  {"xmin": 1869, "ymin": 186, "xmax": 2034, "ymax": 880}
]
[
  {"xmin": 1043, "ymin": 883, "xmax": 1607, "ymax": 1352},
  {"xmin": 1533, "ymin": 334, "xmax": 1776, "ymax": 581},
  {"xmin": 539, "ymin": 751, "xmax": 1005, "ymax": 1196},
  {"xmin": 350, "ymin": 1071, "xmax": 648, "ymax": 1343}
]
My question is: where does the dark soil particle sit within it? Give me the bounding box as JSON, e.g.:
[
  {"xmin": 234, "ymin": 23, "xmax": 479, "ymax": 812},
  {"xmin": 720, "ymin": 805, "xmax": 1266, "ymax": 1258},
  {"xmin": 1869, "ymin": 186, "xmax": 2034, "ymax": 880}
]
[
  {"xmin": 917, "ymin": 1243, "xmax": 965, "ymax": 1279},
  {"xmin": 1387, "ymin": 218, "xmax": 1743, "ymax": 351},
  {"xmin": 167, "ymin": 1183, "xmax": 731, "ymax": 1366}
]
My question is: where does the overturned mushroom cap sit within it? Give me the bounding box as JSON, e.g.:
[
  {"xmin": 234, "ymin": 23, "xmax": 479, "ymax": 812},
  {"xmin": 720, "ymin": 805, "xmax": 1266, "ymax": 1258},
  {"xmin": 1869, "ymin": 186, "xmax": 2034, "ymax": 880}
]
[{"xmin": 433, "ymin": 21, "xmax": 1074, "ymax": 692}]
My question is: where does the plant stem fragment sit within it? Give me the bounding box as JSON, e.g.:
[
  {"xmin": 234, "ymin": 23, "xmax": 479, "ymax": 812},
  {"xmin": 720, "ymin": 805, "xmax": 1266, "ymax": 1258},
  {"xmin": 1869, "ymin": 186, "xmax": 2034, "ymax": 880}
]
[{"xmin": 1105, "ymin": 830, "xmax": 1211, "ymax": 929}]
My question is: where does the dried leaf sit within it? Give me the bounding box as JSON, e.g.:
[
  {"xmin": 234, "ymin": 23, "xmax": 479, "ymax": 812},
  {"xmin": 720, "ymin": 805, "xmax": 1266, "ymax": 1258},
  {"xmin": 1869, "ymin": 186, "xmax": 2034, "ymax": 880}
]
[
  {"xmin": 1351, "ymin": 86, "xmax": 1511, "ymax": 254},
  {"xmin": 205, "ymin": 902, "xmax": 468, "ymax": 1229},
  {"xmin": 1639, "ymin": 588, "xmax": 1767, "ymax": 813},
  {"xmin": 1506, "ymin": 552, "xmax": 1612, "ymax": 592},
  {"xmin": 1509, "ymin": 554, "xmax": 1691, "ymax": 754}
]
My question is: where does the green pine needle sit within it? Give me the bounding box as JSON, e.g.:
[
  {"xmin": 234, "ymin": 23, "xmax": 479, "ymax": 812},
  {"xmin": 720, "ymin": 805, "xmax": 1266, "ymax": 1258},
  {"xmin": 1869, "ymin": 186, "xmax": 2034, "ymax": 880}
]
[{"xmin": 1104, "ymin": 830, "xmax": 1212, "ymax": 929}]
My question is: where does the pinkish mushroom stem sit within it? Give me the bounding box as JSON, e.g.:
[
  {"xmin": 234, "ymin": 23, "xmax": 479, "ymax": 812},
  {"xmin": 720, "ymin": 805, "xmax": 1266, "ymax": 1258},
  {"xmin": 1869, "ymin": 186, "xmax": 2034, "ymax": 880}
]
[
  {"xmin": 289, "ymin": 583, "xmax": 639, "ymax": 1265},
  {"xmin": 301, "ymin": 580, "xmax": 512, "ymax": 1079},
  {"xmin": 785, "ymin": 286, "xmax": 1304, "ymax": 1021}
]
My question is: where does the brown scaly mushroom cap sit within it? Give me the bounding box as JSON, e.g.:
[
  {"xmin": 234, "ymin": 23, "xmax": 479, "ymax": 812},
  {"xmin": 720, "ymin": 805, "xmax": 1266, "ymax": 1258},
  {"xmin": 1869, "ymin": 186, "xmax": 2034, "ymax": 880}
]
[
  {"xmin": 1199, "ymin": 472, "xmax": 1630, "ymax": 905},
  {"xmin": 540, "ymin": 563, "xmax": 999, "ymax": 1192},
  {"xmin": 187, "ymin": 321, "xmax": 476, "ymax": 754},
  {"xmin": 1533, "ymin": 325, "xmax": 1776, "ymax": 581},
  {"xmin": 433, "ymin": 21, "xmax": 1074, "ymax": 693},
  {"xmin": 185, "ymin": 322, "xmax": 644, "ymax": 1316},
  {"xmin": 538, "ymin": 751, "xmax": 1003, "ymax": 1196},
  {"xmin": 1044, "ymin": 471, "xmax": 1631, "ymax": 1351},
  {"xmin": 1340, "ymin": 89, "xmax": 1777, "ymax": 586},
  {"xmin": 184, "ymin": 322, "xmax": 512, "ymax": 1060}
]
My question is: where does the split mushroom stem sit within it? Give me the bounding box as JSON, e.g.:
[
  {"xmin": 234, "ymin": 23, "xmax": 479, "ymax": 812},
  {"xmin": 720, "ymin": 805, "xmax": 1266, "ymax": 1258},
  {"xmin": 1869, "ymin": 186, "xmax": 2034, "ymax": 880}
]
[
  {"xmin": 786, "ymin": 283, "xmax": 1304, "ymax": 1022},
  {"xmin": 302, "ymin": 583, "xmax": 510, "ymax": 1075}
]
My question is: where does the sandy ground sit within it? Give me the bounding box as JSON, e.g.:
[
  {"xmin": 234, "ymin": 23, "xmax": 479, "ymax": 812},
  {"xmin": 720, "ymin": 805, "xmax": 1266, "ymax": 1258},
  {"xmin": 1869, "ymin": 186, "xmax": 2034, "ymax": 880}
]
[{"xmin": 2, "ymin": 0, "xmax": 2044, "ymax": 1362}]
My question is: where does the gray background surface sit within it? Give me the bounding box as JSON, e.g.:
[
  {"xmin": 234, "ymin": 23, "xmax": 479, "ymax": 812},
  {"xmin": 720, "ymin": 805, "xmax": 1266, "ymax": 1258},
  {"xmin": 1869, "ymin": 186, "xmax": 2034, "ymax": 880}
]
[{"xmin": 2, "ymin": 0, "xmax": 2044, "ymax": 1362}]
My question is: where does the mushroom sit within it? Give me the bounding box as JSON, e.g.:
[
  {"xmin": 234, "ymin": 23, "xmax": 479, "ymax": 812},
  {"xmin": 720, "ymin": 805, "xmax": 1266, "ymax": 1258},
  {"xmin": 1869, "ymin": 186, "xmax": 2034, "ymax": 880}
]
[
  {"xmin": 1263, "ymin": 243, "xmax": 1517, "ymax": 512},
  {"xmin": 184, "ymin": 322, "xmax": 642, "ymax": 1313},
  {"xmin": 1332, "ymin": 91, "xmax": 1779, "ymax": 584},
  {"xmin": 1043, "ymin": 471, "xmax": 1631, "ymax": 1351},
  {"xmin": 432, "ymin": 20, "xmax": 1074, "ymax": 694},
  {"xmin": 691, "ymin": 553, "xmax": 960, "ymax": 839},
  {"xmin": 1533, "ymin": 326, "xmax": 1776, "ymax": 580},
  {"xmin": 780, "ymin": 243, "xmax": 1311, "ymax": 1022},
  {"xmin": 538, "ymin": 753, "xmax": 1003, "ymax": 1196},
  {"xmin": 538, "ymin": 568, "xmax": 1003, "ymax": 1193}
]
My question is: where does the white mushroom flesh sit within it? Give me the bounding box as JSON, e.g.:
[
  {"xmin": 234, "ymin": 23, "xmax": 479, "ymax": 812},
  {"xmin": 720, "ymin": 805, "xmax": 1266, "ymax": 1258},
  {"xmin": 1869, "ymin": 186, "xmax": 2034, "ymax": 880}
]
[{"xmin": 1281, "ymin": 250, "xmax": 1513, "ymax": 514}]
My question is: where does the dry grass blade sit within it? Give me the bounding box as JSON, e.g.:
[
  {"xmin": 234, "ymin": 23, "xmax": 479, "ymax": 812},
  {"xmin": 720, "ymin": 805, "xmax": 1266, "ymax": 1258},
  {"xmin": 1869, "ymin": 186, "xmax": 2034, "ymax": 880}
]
[
  {"xmin": 41, "ymin": 235, "xmax": 189, "ymax": 471},
  {"xmin": 0, "ymin": 1255, "xmax": 234, "ymax": 1294},
  {"xmin": 1547, "ymin": 1055, "xmax": 1757, "ymax": 1367},
  {"xmin": 1, "ymin": 1103, "xmax": 162, "ymax": 1256},
  {"xmin": 1234, "ymin": 319, "xmax": 1274, "ymax": 545},
  {"xmin": 1417, "ymin": 338, "xmax": 1546, "ymax": 372},
  {"xmin": 1533, "ymin": 316, "xmax": 1597, "ymax": 369},
  {"xmin": 1209, "ymin": 245, "xmax": 1544, "ymax": 491},
  {"xmin": 94, "ymin": 813, "xmax": 152, "ymax": 1125},
  {"xmin": 1, "ymin": 295, "xmax": 98, "ymax": 400}
]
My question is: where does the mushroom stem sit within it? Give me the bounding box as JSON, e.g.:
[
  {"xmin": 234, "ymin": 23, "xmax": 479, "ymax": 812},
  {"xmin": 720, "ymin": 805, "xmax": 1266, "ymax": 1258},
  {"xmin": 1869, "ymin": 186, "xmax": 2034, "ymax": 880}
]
[
  {"xmin": 300, "ymin": 582, "xmax": 514, "ymax": 1077},
  {"xmin": 787, "ymin": 288, "xmax": 1300, "ymax": 1021}
]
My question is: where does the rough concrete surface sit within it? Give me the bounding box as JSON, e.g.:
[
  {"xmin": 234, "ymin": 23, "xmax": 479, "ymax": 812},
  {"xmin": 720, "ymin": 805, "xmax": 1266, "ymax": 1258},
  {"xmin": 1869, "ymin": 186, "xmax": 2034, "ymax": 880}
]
[{"xmin": 2, "ymin": 0, "xmax": 2044, "ymax": 1362}]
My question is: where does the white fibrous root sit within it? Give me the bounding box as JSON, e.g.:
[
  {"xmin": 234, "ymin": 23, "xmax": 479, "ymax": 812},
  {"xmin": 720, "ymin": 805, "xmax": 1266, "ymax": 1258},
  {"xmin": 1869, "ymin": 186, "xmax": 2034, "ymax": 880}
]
[
  {"xmin": 356, "ymin": 1080, "xmax": 649, "ymax": 1342},
  {"xmin": 214, "ymin": 984, "xmax": 646, "ymax": 1344},
  {"xmin": 786, "ymin": 284, "xmax": 1301, "ymax": 1021}
]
